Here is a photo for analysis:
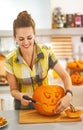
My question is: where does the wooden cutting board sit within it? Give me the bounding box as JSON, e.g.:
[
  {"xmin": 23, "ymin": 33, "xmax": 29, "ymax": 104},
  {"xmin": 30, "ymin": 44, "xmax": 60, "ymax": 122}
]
[{"xmin": 19, "ymin": 110, "xmax": 82, "ymax": 124}]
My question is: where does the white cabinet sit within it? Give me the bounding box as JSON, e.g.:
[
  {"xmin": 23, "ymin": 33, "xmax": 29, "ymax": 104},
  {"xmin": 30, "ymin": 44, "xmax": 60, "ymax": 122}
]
[
  {"xmin": 72, "ymin": 85, "xmax": 83, "ymax": 107},
  {"xmin": 0, "ymin": 86, "xmax": 14, "ymax": 110}
]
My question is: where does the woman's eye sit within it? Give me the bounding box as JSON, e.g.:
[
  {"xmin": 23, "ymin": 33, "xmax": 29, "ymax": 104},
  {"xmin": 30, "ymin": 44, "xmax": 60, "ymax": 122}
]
[
  {"xmin": 18, "ymin": 36, "xmax": 33, "ymax": 41},
  {"xmin": 27, "ymin": 37, "xmax": 32, "ymax": 40},
  {"xmin": 19, "ymin": 39, "xmax": 24, "ymax": 41}
]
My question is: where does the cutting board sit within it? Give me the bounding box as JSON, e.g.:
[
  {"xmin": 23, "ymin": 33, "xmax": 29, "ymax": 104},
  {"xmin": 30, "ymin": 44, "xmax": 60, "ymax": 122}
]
[{"xmin": 19, "ymin": 110, "xmax": 82, "ymax": 124}]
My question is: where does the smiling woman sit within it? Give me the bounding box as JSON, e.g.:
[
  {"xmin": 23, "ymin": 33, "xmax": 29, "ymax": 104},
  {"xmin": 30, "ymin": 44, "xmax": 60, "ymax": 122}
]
[{"xmin": 4, "ymin": 10, "xmax": 72, "ymax": 114}]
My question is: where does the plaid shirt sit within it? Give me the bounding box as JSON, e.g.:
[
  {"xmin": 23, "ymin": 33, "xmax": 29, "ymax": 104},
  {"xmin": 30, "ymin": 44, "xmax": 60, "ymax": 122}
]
[{"xmin": 5, "ymin": 43, "xmax": 58, "ymax": 109}]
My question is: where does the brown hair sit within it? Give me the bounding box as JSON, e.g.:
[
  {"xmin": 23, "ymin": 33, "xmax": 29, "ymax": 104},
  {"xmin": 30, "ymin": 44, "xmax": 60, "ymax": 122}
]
[{"xmin": 13, "ymin": 10, "xmax": 36, "ymax": 37}]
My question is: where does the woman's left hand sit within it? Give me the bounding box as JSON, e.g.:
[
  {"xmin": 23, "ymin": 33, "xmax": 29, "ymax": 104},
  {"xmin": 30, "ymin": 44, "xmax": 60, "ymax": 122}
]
[{"xmin": 54, "ymin": 93, "xmax": 73, "ymax": 114}]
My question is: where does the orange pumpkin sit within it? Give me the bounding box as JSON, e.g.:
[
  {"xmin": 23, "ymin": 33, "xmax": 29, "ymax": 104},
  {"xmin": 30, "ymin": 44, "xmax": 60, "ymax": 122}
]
[
  {"xmin": 71, "ymin": 72, "xmax": 83, "ymax": 85},
  {"xmin": 67, "ymin": 59, "xmax": 83, "ymax": 69},
  {"xmin": 32, "ymin": 85, "xmax": 65, "ymax": 116},
  {"xmin": 67, "ymin": 61, "xmax": 77, "ymax": 69},
  {"xmin": 65, "ymin": 109, "xmax": 83, "ymax": 118}
]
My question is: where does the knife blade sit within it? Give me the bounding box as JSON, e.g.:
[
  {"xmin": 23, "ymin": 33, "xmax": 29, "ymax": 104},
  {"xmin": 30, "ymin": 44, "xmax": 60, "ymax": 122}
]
[{"xmin": 23, "ymin": 95, "xmax": 41, "ymax": 105}]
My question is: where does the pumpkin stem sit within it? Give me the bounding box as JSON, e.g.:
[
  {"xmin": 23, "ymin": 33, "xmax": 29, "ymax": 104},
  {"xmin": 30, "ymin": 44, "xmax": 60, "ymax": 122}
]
[{"xmin": 69, "ymin": 104, "xmax": 76, "ymax": 112}]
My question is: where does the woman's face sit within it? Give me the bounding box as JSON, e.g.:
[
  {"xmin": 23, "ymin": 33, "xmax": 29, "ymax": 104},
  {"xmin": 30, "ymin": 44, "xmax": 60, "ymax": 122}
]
[{"xmin": 15, "ymin": 27, "xmax": 35, "ymax": 52}]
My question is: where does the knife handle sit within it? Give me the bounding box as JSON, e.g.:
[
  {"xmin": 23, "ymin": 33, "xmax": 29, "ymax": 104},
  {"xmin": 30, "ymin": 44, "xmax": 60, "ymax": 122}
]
[{"xmin": 23, "ymin": 95, "xmax": 36, "ymax": 103}]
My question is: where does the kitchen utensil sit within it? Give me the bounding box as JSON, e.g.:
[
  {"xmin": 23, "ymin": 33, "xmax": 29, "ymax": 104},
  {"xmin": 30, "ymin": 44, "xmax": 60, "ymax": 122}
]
[{"xmin": 23, "ymin": 95, "xmax": 41, "ymax": 105}]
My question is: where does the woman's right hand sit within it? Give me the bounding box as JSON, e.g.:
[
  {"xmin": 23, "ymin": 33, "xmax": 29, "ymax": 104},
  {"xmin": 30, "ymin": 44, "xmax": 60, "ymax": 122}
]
[{"xmin": 20, "ymin": 93, "xmax": 32, "ymax": 106}]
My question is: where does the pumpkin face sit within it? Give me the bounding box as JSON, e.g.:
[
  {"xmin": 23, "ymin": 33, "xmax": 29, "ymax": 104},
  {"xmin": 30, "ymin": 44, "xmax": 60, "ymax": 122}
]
[
  {"xmin": 32, "ymin": 85, "xmax": 65, "ymax": 116},
  {"xmin": 71, "ymin": 72, "xmax": 83, "ymax": 85},
  {"xmin": 65, "ymin": 109, "xmax": 83, "ymax": 118}
]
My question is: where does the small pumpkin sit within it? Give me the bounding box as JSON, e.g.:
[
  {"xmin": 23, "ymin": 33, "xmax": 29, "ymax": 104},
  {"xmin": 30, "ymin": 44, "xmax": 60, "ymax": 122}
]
[
  {"xmin": 67, "ymin": 61, "xmax": 77, "ymax": 69},
  {"xmin": 32, "ymin": 85, "xmax": 65, "ymax": 116},
  {"xmin": 65, "ymin": 109, "xmax": 83, "ymax": 118},
  {"xmin": 71, "ymin": 72, "xmax": 83, "ymax": 85},
  {"xmin": 67, "ymin": 59, "xmax": 83, "ymax": 69}
]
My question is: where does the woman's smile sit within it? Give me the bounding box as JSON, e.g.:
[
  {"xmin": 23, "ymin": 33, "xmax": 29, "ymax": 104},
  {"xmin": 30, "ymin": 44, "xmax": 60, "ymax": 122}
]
[{"xmin": 22, "ymin": 43, "xmax": 31, "ymax": 49}]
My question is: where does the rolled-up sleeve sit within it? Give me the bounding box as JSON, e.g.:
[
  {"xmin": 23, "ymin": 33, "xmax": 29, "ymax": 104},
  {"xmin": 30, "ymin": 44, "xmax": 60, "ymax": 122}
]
[
  {"xmin": 48, "ymin": 48, "xmax": 58, "ymax": 69},
  {"xmin": 4, "ymin": 58, "xmax": 14, "ymax": 74}
]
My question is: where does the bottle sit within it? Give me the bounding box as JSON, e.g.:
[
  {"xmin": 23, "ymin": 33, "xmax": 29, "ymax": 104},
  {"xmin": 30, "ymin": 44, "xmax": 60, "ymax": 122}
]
[{"xmin": 75, "ymin": 13, "xmax": 82, "ymax": 27}]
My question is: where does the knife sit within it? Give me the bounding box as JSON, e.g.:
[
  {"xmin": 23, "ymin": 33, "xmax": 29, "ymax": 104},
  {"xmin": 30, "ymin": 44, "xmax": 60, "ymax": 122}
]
[{"xmin": 23, "ymin": 95, "xmax": 41, "ymax": 105}]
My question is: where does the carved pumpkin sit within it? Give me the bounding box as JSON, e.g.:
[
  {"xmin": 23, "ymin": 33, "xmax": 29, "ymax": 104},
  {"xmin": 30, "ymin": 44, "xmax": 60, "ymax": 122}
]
[
  {"xmin": 65, "ymin": 109, "xmax": 83, "ymax": 118},
  {"xmin": 71, "ymin": 72, "xmax": 83, "ymax": 85},
  {"xmin": 32, "ymin": 85, "xmax": 65, "ymax": 116}
]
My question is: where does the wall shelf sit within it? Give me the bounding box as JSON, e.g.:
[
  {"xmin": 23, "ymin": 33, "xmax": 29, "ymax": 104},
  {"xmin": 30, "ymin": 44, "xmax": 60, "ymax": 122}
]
[
  {"xmin": 0, "ymin": 28, "xmax": 83, "ymax": 37},
  {"xmin": 36, "ymin": 28, "xmax": 83, "ymax": 36}
]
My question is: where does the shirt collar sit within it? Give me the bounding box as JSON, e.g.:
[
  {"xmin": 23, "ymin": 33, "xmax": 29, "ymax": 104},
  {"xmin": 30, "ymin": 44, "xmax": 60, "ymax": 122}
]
[
  {"xmin": 36, "ymin": 43, "xmax": 44, "ymax": 60},
  {"xmin": 16, "ymin": 48, "xmax": 23, "ymax": 64},
  {"xmin": 16, "ymin": 42, "xmax": 44, "ymax": 64}
]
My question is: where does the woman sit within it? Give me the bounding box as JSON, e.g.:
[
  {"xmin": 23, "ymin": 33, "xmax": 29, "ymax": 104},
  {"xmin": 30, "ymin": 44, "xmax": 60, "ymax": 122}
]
[{"xmin": 5, "ymin": 10, "xmax": 73, "ymax": 113}]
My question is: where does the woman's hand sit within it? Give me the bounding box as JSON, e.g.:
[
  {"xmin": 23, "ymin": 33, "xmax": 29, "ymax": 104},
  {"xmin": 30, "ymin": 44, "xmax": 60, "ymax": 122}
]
[
  {"xmin": 55, "ymin": 93, "xmax": 73, "ymax": 114},
  {"xmin": 20, "ymin": 93, "xmax": 32, "ymax": 106}
]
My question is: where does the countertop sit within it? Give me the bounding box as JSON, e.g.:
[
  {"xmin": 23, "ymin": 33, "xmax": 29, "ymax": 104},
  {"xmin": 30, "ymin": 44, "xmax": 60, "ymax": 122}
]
[
  {"xmin": 0, "ymin": 85, "xmax": 10, "ymax": 93},
  {"xmin": 0, "ymin": 110, "xmax": 83, "ymax": 130}
]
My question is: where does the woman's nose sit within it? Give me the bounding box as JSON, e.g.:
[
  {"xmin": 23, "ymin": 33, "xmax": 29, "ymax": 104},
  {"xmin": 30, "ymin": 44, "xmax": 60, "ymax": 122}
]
[{"xmin": 23, "ymin": 39, "xmax": 29, "ymax": 44}]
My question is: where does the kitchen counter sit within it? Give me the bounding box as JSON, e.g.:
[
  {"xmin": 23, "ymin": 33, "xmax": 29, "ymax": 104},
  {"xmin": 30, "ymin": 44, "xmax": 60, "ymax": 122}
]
[
  {"xmin": 0, "ymin": 85, "xmax": 10, "ymax": 94},
  {"xmin": 0, "ymin": 110, "xmax": 83, "ymax": 130}
]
